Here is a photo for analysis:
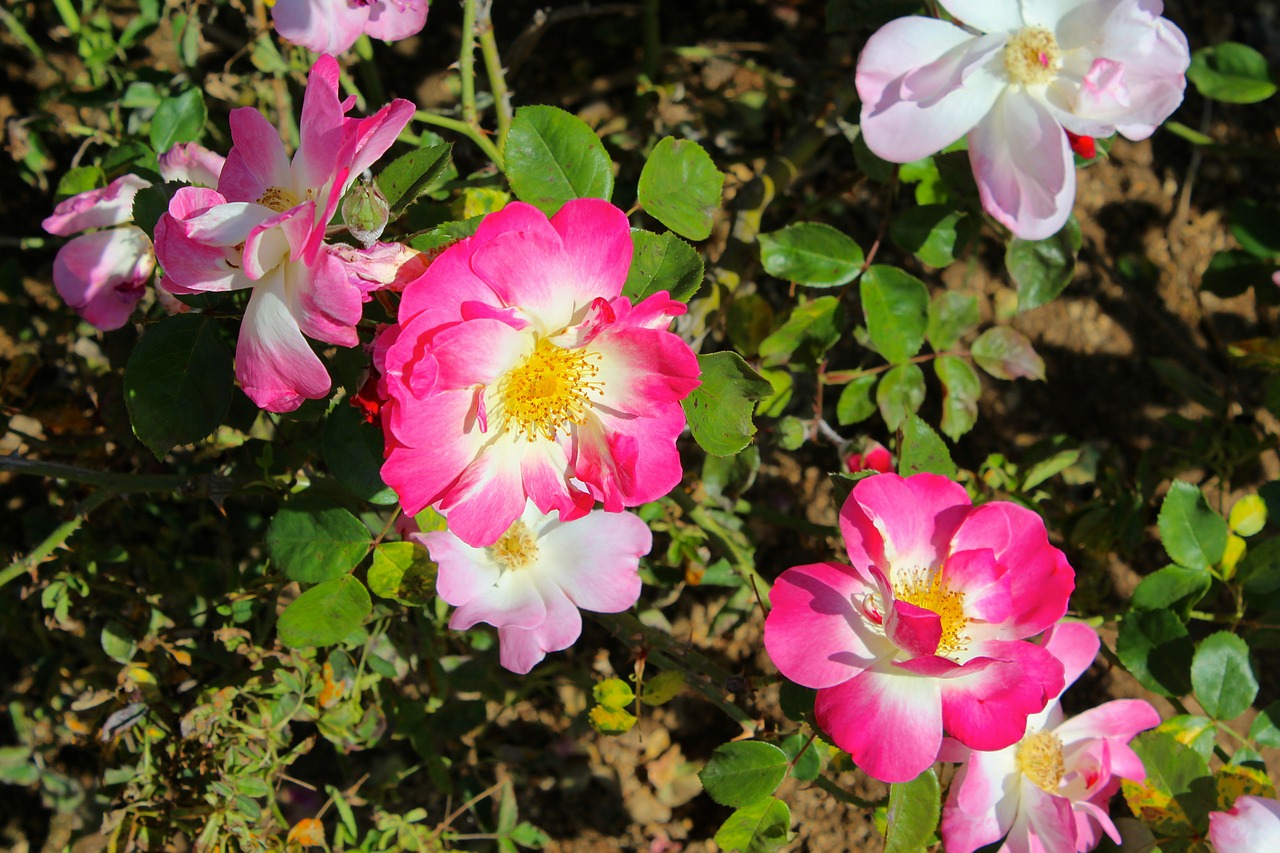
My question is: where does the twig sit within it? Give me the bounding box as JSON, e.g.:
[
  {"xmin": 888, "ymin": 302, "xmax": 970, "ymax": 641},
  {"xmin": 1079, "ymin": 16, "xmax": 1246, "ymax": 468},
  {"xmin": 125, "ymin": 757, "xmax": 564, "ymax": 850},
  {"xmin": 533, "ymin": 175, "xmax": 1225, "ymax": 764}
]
[{"xmin": 0, "ymin": 490, "xmax": 110, "ymax": 590}]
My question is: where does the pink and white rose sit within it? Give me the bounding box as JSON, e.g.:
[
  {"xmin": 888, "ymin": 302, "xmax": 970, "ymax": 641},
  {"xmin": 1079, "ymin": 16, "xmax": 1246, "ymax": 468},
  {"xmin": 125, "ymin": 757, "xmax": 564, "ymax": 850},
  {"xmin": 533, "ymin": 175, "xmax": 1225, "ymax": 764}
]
[
  {"xmin": 272, "ymin": 0, "xmax": 428, "ymax": 55},
  {"xmin": 856, "ymin": 0, "xmax": 1189, "ymax": 239},
  {"xmin": 763, "ymin": 472, "xmax": 1075, "ymax": 782},
  {"xmin": 377, "ymin": 199, "xmax": 701, "ymax": 548},
  {"xmin": 1209, "ymin": 795, "xmax": 1280, "ymax": 853},
  {"xmin": 154, "ymin": 55, "xmax": 413, "ymax": 412},
  {"xmin": 417, "ymin": 500, "xmax": 651, "ymax": 673},
  {"xmin": 941, "ymin": 622, "xmax": 1161, "ymax": 853}
]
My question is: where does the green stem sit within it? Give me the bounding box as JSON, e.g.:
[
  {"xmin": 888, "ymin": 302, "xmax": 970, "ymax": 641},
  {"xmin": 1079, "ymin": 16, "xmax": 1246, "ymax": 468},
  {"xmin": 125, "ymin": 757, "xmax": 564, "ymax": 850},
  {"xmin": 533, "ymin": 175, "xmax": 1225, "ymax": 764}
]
[
  {"xmin": 814, "ymin": 774, "xmax": 883, "ymax": 809},
  {"xmin": 641, "ymin": 0, "xmax": 661, "ymax": 80},
  {"xmin": 412, "ymin": 110, "xmax": 503, "ymax": 169},
  {"xmin": 0, "ymin": 490, "xmax": 110, "ymax": 590},
  {"xmin": 475, "ymin": 0, "xmax": 512, "ymax": 152},
  {"xmin": 0, "ymin": 455, "xmax": 235, "ymax": 495},
  {"xmin": 459, "ymin": 0, "xmax": 479, "ymax": 127}
]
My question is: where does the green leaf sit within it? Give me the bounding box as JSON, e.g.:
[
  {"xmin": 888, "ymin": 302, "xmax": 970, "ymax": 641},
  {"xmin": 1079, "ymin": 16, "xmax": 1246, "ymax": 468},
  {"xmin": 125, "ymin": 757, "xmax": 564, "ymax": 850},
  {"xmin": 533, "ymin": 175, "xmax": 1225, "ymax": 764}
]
[
  {"xmin": 1240, "ymin": 532, "xmax": 1280, "ymax": 594},
  {"xmin": 1131, "ymin": 565, "xmax": 1212, "ymax": 617},
  {"xmin": 898, "ymin": 414, "xmax": 957, "ymax": 478},
  {"xmin": 758, "ymin": 222, "xmax": 864, "ymax": 287},
  {"xmin": 266, "ymin": 500, "xmax": 371, "ymax": 584},
  {"xmin": 860, "ymin": 265, "xmax": 929, "ymax": 364},
  {"xmin": 890, "ymin": 205, "xmax": 972, "ymax": 268},
  {"xmin": 925, "ymin": 291, "xmax": 979, "ymax": 352},
  {"xmin": 131, "ymin": 181, "xmax": 188, "ymax": 241},
  {"xmin": 593, "ymin": 678, "xmax": 635, "ymax": 708},
  {"xmin": 1021, "ymin": 448, "xmax": 1081, "ymax": 491},
  {"xmin": 1201, "ymin": 250, "xmax": 1277, "ymax": 297},
  {"xmin": 1230, "ymin": 199, "xmax": 1280, "ymax": 261},
  {"xmin": 699, "ymin": 741, "xmax": 790, "ymax": 807},
  {"xmin": 323, "ymin": 404, "xmax": 397, "ymax": 504},
  {"xmin": 1124, "ymin": 731, "xmax": 1214, "ymax": 836},
  {"xmin": 684, "ymin": 352, "xmax": 773, "ymax": 456},
  {"xmin": 1188, "ymin": 42, "xmax": 1277, "ymax": 105},
  {"xmin": 836, "ymin": 374, "xmax": 878, "ymax": 426},
  {"xmin": 1007, "ymin": 216, "xmax": 1082, "ymax": 311},
  {"xmin": 623, "ymin": 230, "xmax": 704, "ymax": 303},
  {"xmin": 1116, "ymin": 609, "xmax": 1195, "ymax": 697},
  {"xmin": 375, "ymin": 142, "xmax": 452, "ymax": 215},
  {"xmin": 101, "ymin": 621, "xmax": 138, "ymax": 665},
  {"xmin": 971, "ymin": 327, "xmax": 1045, "ymax": 380},
  {"xmin": 124, "ymin": 314, "xmax": 234, "ymax": 458},
  {"xmin": 637, "ymin": 136, "xmax": 724, "ymax": 241},
  {"xmin": 1191, "ymin": 631, "xmax": 1258, "ymax": 721},
  {"xmin": 640, "ymin": 670, "xmax": 685, "ymax": 706},
  {"xmin": 758, "ymin": 296, "xmax": 843, "ymax": 368},
  {"xmin": 149, "ymin": 88, "xmax": 207, "ymax": 154},
  {"xmin": 277, "ymin": 576, "xmax": 372, "ymax": 648},
  {"xmin": 885, "ymin": 770, "xmax": 940, "ymax": 853},
  {"xmin": 780, "ymin": 732, "xmax": 822, "ymax": 783},
  {"xmin": 713, "ymin": 797, "xmax": 791, "ymax": 853},
  {"xmin": 1248, "ymin": 701, "xmax": 1280, "ymax": 748},
  {"xmin": 1159, "ymin": 715, "xmax": 1219, "ymax": 761},
  {"xmin": 588, "ymin": 704, "xmax": 636, "ymax": 735},
  {"xmin": 55, "ymin": 164, "xmax": 104, "ymax": 200},
  {"xmin": 876, "ymin": 363, "xmax": 925, "ymax": 433},
  {"xmin": 935, "ymin": 356, "xmax": 980, "ymax": 441},
  {"xmin": 367, "ymin": 541, "xmax": 436, "ymax": 605},
  {"xmin": 504, "ymin": 105, "xmax": 613, "ymax": 216},
  {"xmin": 1158, "ymin": 481, "xmax": 1228, "ymax": 570}
]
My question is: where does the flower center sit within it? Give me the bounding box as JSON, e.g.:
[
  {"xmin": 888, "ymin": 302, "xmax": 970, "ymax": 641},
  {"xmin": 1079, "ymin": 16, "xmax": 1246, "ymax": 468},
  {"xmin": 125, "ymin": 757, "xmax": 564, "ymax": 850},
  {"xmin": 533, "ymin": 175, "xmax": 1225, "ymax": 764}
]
[
  {"xmin": 257, "ymin": 186, "xmax": 301, "ymax": 213},
  {"xmin": 1016, "ymin": 731, "xmax": 1065, "ymax": 793},
  {"xmin": 1003, "ymin": 27, "xmax": 1061, "ymax": 86},
  {"xmin": 490, "ymin": 521, "xmax": 538, "ymax": 571},
  {"xmin": 893, "ymin": 570, "xmax": 969, "ymax": 655},
  {"xmin": 499, "ymin": 340, "xmax": 602, "ymax": 441}
]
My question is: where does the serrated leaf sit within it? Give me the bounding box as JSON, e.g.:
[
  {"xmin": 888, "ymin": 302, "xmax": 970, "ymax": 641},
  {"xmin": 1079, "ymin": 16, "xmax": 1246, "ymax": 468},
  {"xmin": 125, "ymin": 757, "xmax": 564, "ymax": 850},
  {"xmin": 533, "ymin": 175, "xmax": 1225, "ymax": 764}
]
[
  {"xmin": 637, "ymin": 137, "xmax": 724, "ymax": 240},
  {"xmin": 935, "ymin": 356, "xmax": 980, "ymax": 441},
  {"xmin": 1007, "ymin": 217, "xmax": 1081, "ymax": 311},
  {"xmin": 713, "ymin": 797, "xmax": 791, "ymax": 853},
  {"xmin": 1158, "ymin": 481, "xmax": 1228, "ymax": 570},
  {"xmin": 684, "ymin": 352, "xmax": 774, "ymax": 456},
  {"xmin": 505, "ymin": 105, "xmax": 613, "ymax": 216},
  {"xmin": 1116, "ymin": 609, "xmax": 1195, "ymax": 697},
  {"xmin": 885, "ymin": 770, "xmax": 940, "ymax": 853},
  {"xmin": 1122, "ymin": 732, "xmax": 1214, "ymax": 837},
  {"xmin": 324, "ymin": 404, "xmax": 397, "ymax": 504},
  {"xmin": 1248, "ymin": 701, "xmax": 1280, "ymax": 748},
  {"xmin": 640, "ymin": 670, "xmax": 685, "ymax": 706},
  {"xmin": 890, "ymin": 205, "xmax": 972, "ymax": 268},
  {"xmin": 860, "ymin": 265, "xmax": 929, "ymax": 364},
  {"xmin": 55, "ymin": 164, "xmax": 104, "ymax": 200},
  {"xmin": 1130, "ymin": 564, "xmax": 1212, "ymax": 617},
  {"xmin": 758, "ymin": 222, "xmax": 864, "ymax": 287},
  {"xmin": 780, "ymin": 732, "xmax": 822, "ymax": 783},
  {"xmin": 150, "ymin": 88, "xmax": 206, "ymax": 154},
  {"xmin": 699, "ymin": 742, "xmax": 790, "ymax": 807},
  {"xmin": 623, "ymin": 230, "xmax": 704, "ymax": 303},
  {"xmin": 367, "ymin": 541, "xmax": 436, "ymax": 605},
  {"xmin": 898, "ymin": 414, "xmax": 957, "ymax": 478},
  {"xmin": 1229, "ymin": 495, "xmax": 1267, "ymax": 537},
  {"xmin": 971, "ymin": 327, "xmax": 1045, "ymax": 380},
  {"xmin": 836, "ymin": 374, "xmax": 878, "ymax": 425},
  {"xmin": 876, "ymin": 362, "xmax": 925, "ymax": 433},
  {"xmin": 277, "ymin": 576, "xmax": 372, "ymax": 649},
  {"xmin": 758, "ymin": 296, "xmax": 843, "ymax": 368},
  {"xmin": 926, "ymin": 291, "xmax": 979, "ymax": 352},
  {"xmin": 1158, "ymin": 715, "xmax": 1218, "ymax": 761},
  {"xmin": 1191, "ymin": 631, "xmax": 1258, "ymax": 721},
  {"xmin": 124, "ymin": 314, "xmax": 234, "ymax": 458},
  {"xmin": 267, "ymin": 500, "xmax": 371, "ymax": 584},
  {"xmin": 375, "ymin": 142, "xmax": 452, "ymax": 215}
]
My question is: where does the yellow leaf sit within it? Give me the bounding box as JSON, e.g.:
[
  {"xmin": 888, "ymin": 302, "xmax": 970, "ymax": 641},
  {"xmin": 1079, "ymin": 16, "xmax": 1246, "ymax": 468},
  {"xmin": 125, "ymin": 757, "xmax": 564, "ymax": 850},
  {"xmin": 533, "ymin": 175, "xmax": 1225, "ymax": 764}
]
[{"xmin": 287, "ymin": 818, "xmax": 326, "ymax": 848}]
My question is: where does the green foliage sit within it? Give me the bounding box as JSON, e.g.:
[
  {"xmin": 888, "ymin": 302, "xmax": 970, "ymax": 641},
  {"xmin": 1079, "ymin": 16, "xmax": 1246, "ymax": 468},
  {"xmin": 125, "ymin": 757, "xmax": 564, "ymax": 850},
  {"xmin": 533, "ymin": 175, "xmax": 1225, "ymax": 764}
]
[
  {"xmin": 684, "ymin": 352, "xmax": 773, "ymax": 455},
  {"xmin": 1188, "ymin": 42, "xmax": 1277, "ymax": 104},
  {"xmin": 124, "ymin": 314, "xmax": 234, "ymax": 458},
  {"xmin": 971, "ymin": 327, "xmax": 1045, "ymax": 381},
  {"xmin": 884, "ymin": 770, "xmax": 940, "ymax": 853},
  {"xmin": 758, "ymin": 222, "xmax": 864, "ymax": 287},
  {"xmin": 890, "ymin": 205, "xmax": 973, "ymax": 268},
  {"xmin": 267, "ymin": 500, "xmax": 371, "ymax": 584},
  {"xmin": 149, "ymin": 87, "xmax": 206, "ymax": 153},
  {"xmin": 714, "ymin": 797, "xmax": 792, "ymax": 853},
  {"xmin": 277, "ymin": 575, "xmax": 373, "ymax": 648},
  {"xmin": 624, "ymin": 230, "xmax": 705, "ymax": 302},
  {"xmin": 505, "ymin": 105, "xmax": 614, "ymax": 215},
  {"xmin": 860, "ymin": 265, "xmax": 929, "ymax": 364},
  {"xmin": 1158, "ymin": 482, "xmax": 1229, "ymax": 571},
  {"xmin": 1117, "ymin": 610, "xmax": 1195, "ymax": 697},
  {"xmin": 1191, "ymin": 632, "xmax": 1258, "ymax": 721},
  {"xmin": 898, "ymin": 415, "xmax": 957, "ymax": 478},
  {"xmin": 637, "ymin": 136, "xmax": 724, "ymax": 240},
  {"xmin": 376, "ymin": 141, "xmax": 453, "ymax": 215},
  {"xmin": 935, "ymin": 355, "xmax": 980, "ymax": 441},
  {"xmin": 1007, "ymin": 216, "xmax": 1082, "ymax": 311},
  {"xmin": 699, "ymin": 741, "xmax": 790, "ymax": 807}
]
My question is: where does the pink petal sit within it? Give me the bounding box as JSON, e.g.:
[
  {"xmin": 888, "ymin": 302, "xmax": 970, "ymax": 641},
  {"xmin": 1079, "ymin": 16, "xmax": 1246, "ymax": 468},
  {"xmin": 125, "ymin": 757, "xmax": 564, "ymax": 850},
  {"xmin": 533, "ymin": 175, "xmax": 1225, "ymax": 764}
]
[
  {"xmin": 271, "ymin": 0, "xmax": 368, "ymax": 54},
  {"xmin": 1041, "ymin": 621, "xmax": 1101, "ymax": 691},
  {"xmin": 857, "ymin": 17, "xmax": 1005, "ymax": 163},
  {"xmin": 381, "ymin": 387, "xmax": 488, "ymax": 515},
  {"xmin": 1055, "ymin": 698, "xmax": 1161, "ymax": 747},
  {"xmin": 342, "ymin": 98, "xmax": 416, "ymax": 188},
  {"xmin": 939, "ymin": 640, "xmax": 1064, "ymax": 751},
  {"xmin": 520, "ymin": 440, "xmax": 593, "ymax": 522},
  {"xmin": 887, "ymin": 600, "xmax": 943, "ymax": 657},
  {"xmin": 496, "ymin": 579, "xmax": 583, "ymax": 674},
  {"xmin": 436, "ymin": 439, "xmax": 530, "ymax": 547},
  {"xmin": 1022, "ymin": 783, "xmax": 1077, "ymax": 852},
  {"xmin": 418, "ymin": 529, "xmax": 500, "ymax": 608},
  {"xmin": 535, "ymin": 509, "xmax": 650, "ymax": 612},
  {"xmin": 43, "ymin": 174, "xmax": 150, "ymax": 236},
  {"xmin": 242, "ymin": 202, "xmax": 313, "ymax": 280},
  {"xmin": 839, "ymin": 473, "xmax": 972, "ymax": 581},
  {"xmin": 449, "ymin": 566, "xmax": 545, "ymax": 632},
  {"xmin": 429, "ymin": 316, "xmax": 529, "ymax": 389},
  {"xmin": 940, "ymin": 750, "xmax": 1019, "ymax": 853},
  {"xmin": 815, "ymin": 668, "xmax": 944, "ymax": 783},
  {"xmin": 158, "ymin": 143, "xmax": 225, "ymax": 187},
  {"xmin": 943, "ymin": 548, "xmax": 1013, "ymax": 624},
  {"xmin": 764, "ymin": 561, "xmax": 882, "ymax": 689},
  {"xmin": 469, "ymin": 227, "xmax": 576, "ymax": 332},
  {"xmin": 52, "ymin": 228, "xmax": 154, "ymax": 330},
  {"xmin": 218, "ymin": 108, "xmax": 292, "ymax": 204},
  {"xmin": 363, "ymin": 0, "xmax": 428, "ymax": 42},
  {"xmin": 969, "ymin": 90, "xmax": 1077, "ymax": 241},
  {"xmin": 293, "ymin": 55, "xmax": 346, "ymax": 194},
  {"xmin": 235, "ymin": 270, "xmax": 332, "ymax": 412},
  {"xmin": 1210, "ymin": 796, "xmax": 1280, "ymax": 853},
  {"xmin": 936, "ymin": 0, "xmax": 1024, "ymax": 32},
  {"xmin": 548, "ymin": 198, "xmax": 633, "ymax": 304},
  {"xmin": 293, "ymin": 247, "xmax": 364, "ymax": 348}
]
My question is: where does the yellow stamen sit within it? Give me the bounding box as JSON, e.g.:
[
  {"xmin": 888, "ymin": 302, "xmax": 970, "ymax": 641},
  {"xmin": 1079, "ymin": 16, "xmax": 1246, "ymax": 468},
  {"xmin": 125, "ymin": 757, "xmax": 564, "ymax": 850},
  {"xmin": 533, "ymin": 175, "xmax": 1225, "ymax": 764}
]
[
  {"xmin": 1016, "ymin": 731, "xmax": 1066, "ymax": 793},
  {"xmin": 490, "ymin": 521, "xmax": 538, "ymax": 571},
  {"xmin": 499, "ymin": 340, "xmax": 602, "ymax": 441},
  {"xmin": 257, "ymin": 186, "xmax": 301, "ymax": 213},
  {"xmin": 893, "ymin": 569, "xmax": 969, "ymax": 655},
  {"xmin": 1003, "ymin": 27, "xmax": 1062, "ymax": 87}
]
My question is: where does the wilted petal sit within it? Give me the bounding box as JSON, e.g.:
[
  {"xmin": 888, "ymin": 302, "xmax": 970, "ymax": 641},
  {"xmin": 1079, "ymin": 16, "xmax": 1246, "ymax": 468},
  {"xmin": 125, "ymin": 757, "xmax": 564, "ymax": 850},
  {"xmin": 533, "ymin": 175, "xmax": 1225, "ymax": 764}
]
[{"xmin": 52, "ymin": 228, "xmax": 154, "ymax": 330}]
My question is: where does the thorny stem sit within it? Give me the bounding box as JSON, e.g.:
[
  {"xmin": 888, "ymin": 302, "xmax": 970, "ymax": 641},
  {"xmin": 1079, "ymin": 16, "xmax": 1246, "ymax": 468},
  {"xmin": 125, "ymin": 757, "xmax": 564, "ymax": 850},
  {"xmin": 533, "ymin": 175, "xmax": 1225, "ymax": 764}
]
[
  {"xmin": 814, "ymin": 774, "xmax": 883, "ymax": 809},
  {"xmin": 428, "ymin": 778, "xmax": 507, "ymax": 844},
  {"xmin": 821, "ymin": 349, "xmax": 970, "ymax": 386},
  {"xmin": 413, "ymin": 110, "xmax": 504, "ymax": 168},
  {"xmin": 641, "ymin": 0, "xmax": 661, "ymax": 80},
  {"xmin": 459, "ymin": 0, "xmax": 480, "ymax": 127},
  {"xmin": 0, "ymin": 489, "xmax": 110, "ymax": 590},
  {"xmin": 475, "ymin": 0, "xmax": 512, "ymax": 151}
]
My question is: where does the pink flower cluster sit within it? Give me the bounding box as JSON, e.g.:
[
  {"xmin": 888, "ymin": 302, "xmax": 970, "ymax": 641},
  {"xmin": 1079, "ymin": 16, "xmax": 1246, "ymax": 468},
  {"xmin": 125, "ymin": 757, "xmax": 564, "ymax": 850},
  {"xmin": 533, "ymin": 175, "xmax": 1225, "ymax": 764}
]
[{"xmin": 856, "ymin": 0, "xmax": 1189, "ymax": 239}]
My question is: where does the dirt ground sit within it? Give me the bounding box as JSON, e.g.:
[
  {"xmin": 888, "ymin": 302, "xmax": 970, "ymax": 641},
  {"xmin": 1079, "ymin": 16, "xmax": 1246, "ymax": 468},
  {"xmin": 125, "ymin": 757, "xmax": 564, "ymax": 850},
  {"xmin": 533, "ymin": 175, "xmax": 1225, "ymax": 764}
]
[{"xmin": 5, "ymin": 0, "xmax": 1280, "ymax": 851}]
